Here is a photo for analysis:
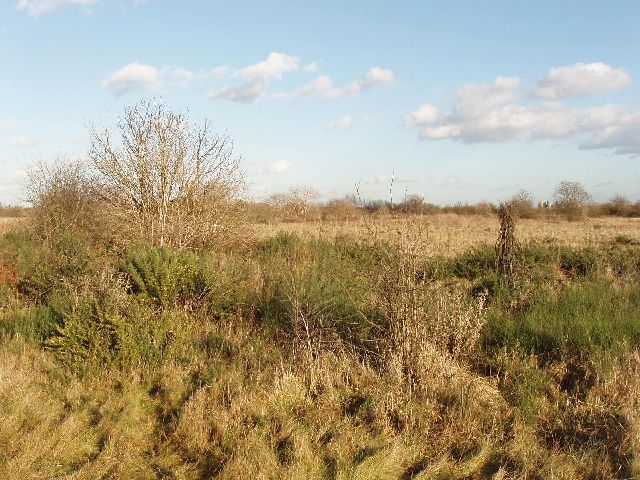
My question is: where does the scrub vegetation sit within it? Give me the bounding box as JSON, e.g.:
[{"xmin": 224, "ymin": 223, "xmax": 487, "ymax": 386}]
[{"xmin": 1, "ymin": 103, "xmax": 640, "ymax": 479}]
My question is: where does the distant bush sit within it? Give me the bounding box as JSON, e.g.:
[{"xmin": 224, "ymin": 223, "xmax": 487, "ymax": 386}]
[
  {"xmin": 508, "ymin": 189, "xmax": 536, "ymax": 219},
  {"xmin": 321, "ymin": 198, "xmax": 360, "ymax": 221},
  {"xmin": 0, "ymin": 203, "xmax": 26, "ymax": 218},
  {"xmin": 552, "ymin": 180, "xmax": 591, "ymax": 220}
]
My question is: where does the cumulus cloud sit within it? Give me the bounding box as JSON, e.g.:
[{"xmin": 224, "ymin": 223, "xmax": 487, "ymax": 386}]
[
  {"xmin": 241, "ymin": 52, "xmax": 299, "ymax": 80},
  {"xmin": 532, "ymin": 62, "xmax": 631, "ymax": 99},
  {"xmin": 326, "ymin": 115, "xmax": 353, "ymax": 131},
  {"xmin": 16, "ymin": 0, "xmax": 98, "ymax": 16},
  {"xmin": 209, "ymin": 52, "xmax": 300, "ymax": 103},
  {"xmin": 102, "ymin": 62, "xmax": 197, "ymax": 95},
  {"xmin": 404, "ymin": 104, "xmax": 441, "ymax": 127},
  {"xmin": 405, "ymin": 68, "xmax": 640, "ymax": 155},
  {"xmin": 303, "ymin": 62, "xmax": 320, "ymax": 73},
  {"xmin": 276, "ymin": 67, "xmax": 395, "ymax": 100},
  {"xmin": 259, "ymin": 160, "xmax": 293, "ymax": 174},
  {"xmin": 208, "ymin": 78, "xmax": 268, "ymax": 103},
  {"xmin": 324, "ymin": 67, "xmax": 395, "ymax": 99},
  {"xmin": 103, "ymin": 62, "xmax": 161, "ymax": 95}
]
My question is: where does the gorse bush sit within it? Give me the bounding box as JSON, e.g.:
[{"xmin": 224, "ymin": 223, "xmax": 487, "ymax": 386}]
[
  {"xmin": 257, "ymin": 232, "xmax": 381, "ymax": 351},
  {"xmin": 0, "ymin": 230, "xmax": 99, "ymax": 300},
  {"xmin": 121, "ymin": 245, "xmax": 208, "ymax": 306},
  {"xmin": 45, "ymin": 287, "xmax": 187, "ymax": 372},
  {"xmin": 484, "ymin": 281, "xmax": 640, "ymax": 357}
]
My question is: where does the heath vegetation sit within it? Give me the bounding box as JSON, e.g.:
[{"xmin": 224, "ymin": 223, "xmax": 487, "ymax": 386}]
[{"xmin": 1, "ymin": 103, "xmax": 640, "ymax": 479}]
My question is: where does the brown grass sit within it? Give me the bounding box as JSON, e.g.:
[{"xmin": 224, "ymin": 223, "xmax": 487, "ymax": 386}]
[
  {"xmin": 0, "ymin": 218, "xmax": 24, "ymax": 236},
  {"xmin": 252, "ymin": 214, "xmax": 640, "ymax": 256}
]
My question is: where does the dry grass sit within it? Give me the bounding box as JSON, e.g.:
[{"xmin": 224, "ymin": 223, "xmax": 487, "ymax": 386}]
[
  {"xmin": 252, "ymin": 214, "xmax": 640, "ymax": 256},
  {"xmin": 2, "ymin": 208, "xmax": 640, "ymax": 478},
  {"xmin": 0, "ymin": 218, "xmax": 24, "ymax": 236}
]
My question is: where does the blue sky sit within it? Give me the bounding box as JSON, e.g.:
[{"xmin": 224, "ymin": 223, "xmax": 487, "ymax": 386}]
[{"xmin": 1, "ymin": 0, "xmax": 639, "ymax": 205}]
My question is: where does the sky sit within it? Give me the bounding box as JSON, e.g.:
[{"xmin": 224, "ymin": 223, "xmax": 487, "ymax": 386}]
[{"xmin": 1, "ymin": 0, "xmax": 639, "ymax": 205}]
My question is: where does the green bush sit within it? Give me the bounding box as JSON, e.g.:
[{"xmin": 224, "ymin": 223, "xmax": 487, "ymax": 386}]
[
  {"xmin": 484, "ymin": 282, "xmax": 640, "ymax": 357},
  {"xmin": 451, "ymin": 245, "xmax": 496, "ymax": 280},
  {"xmin": 45, "ymin": 289, "xmax": 185, "ymax": 372},
  {"xmin": 0, "ymin": 304, "xmax": 58, "ymax": 342},
  {"xmin": 257, "ymin": 233, "xmax": 382, "ymax": 350},
  {"xmin": 0, "ymin": 230, "xmax": 98, "ymax": 300},
  {"xmin": 121, "ymin": 245, "xmax": 208, "ymax": 306},
  {"xmin": 557, "ymin": 246, "xmax": 601, "ymax": 278}
]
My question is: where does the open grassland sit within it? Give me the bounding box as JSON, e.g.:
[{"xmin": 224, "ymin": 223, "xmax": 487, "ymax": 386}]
[
  {"xmin": 1, "ymin": 213, "xmax": 640, "ymax": 479},
  {"xmin": 254, "ymin": 214, "xmax": 640, "ymax": 256}
]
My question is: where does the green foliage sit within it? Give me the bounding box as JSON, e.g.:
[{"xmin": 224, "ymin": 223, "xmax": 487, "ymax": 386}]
[
  {"xmin": 0, "ymin": 230, "xmax": 98, "ymax": 299},
  {"xmin": 257, "ymin": 233, "xmax": 382, "ymax": 349},
  {"xmin": 0, "ymin": 304, "xmax": 58, "ymax": 342},
  {"xmin": 605, "ymin": 244, "xmax": 640, "ymax": 277},
  {"xmin": 45, "ymin": 290, "xmax": 185, "ymax": 372},
  {"xmin": 484, "ymin": 282, "xmax": 640, "ymax": 357},
  {"xmin": 557, "ymin": 246, "xmax": 601, "ymax": 278},
  {"xmin": 121, "ymin": 245, "xmax": 208, "ymax": 306},
  {"xmin": 451, "ymin": 245, "xmax": 496, "ymax": 280}
]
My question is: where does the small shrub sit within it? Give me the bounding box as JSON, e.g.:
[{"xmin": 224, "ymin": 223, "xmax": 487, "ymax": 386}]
[
  {"xmin": 0, "ymin": 305, "xmax": 58, "ymax": 342},
  {"xmin": 558, "ymin": 246, "xmax": 601, "ymax": 278},
  {"xmin": 451, "ymin": 245, "xmax": 496, "ymax": 280},
  {"xmin": 257, "ymin": 233, "xmax": 379, "ymax": 351},
  {"xmin": 121, "ymin": 245, "xmax": 208, "ymax": 306}
]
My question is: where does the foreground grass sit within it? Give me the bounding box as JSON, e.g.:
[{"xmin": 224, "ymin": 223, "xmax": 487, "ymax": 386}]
[{"xmin": 1, "ymin": 221, "xmax": 639, "ymax": 479}]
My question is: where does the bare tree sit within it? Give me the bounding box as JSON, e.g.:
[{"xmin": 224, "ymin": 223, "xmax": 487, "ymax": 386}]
[
  {"xmin": 26, "ymin": 159, "xmax": 101, "ymax": 242},
  {"xmin": 508, "ymin": 189, "xmax": 535, "ymax": 218},
  {"xmin": 552, "ymin": 180, "xmax": 591, "ymax": 220},
  {"xmin": 266, "ymin": 186, "xmax": 319, "ymax": 220},
  {"xmin": 88, "ymin": 100, "xmax": 245, "ymax": 248}
]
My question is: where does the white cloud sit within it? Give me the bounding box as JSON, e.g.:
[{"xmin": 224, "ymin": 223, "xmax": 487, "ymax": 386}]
[
  {"xmin": 303, "ymin": 62, "xmax": 320, "ymax": 73},
  {"xmin": 532, "ymin": 62, "xmax": 631, "ymax": 99},
  {"xmin": 259, "ymin": 160, "xmax": 293, "ymax": 174},
  {"xmin": 208, "ymin": 78, "xmax": 268, "ymax": 103},
  {"xmin": 273, "ymin": 75, "xmax": 333, "ymax": 99},
  {"xmin": 405, "ymin": 70, "xmax": 640, "ymax": 156},
  {"xmin": 276, "ymin": 67, "xmax": 395, "ymax": 101},
  {"xmin": 205, "ymin": 66, "xmax": 230, "ymax": 81},
  {"xmin": 16, "ymin": 0, "xmax": 98, "ymax": 16},
  {"xmin": 209, "ymin": 52, "xmax": 300, "ymax": 103},
  {"xmin": 0, "ymin": 120, "xmax": 21, "ymax": 133},
  {"xmin": 404, "ymin": 104, "xmax": 441, "ymax": 127},
  {"xmin": 9, "ymin": 136, "xmax": 39, "ymax": 147},
  {"xmin": 324, "ymin": 67, "xmax": 395, "ymax": 99},
  {"xmin": 241, "ymin": 52, "xmax": 299, "ymax": 80},
  {"xmin": 102, "ymin": 63, "xmax": 196, "ymax": 95},
  {"xmin": 170, "ymin": 67, "xmax": 194, "ymax": 86},
  {"xmin": 326, "ymin": 115, "xmax": 352, "ymax": 131},
  {"xmin": 103, "ymin": 62, "xmax": 161, "ymax": 95}
]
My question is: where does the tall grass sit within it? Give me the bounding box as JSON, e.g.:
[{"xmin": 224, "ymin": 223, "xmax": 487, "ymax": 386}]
[{"xmin": 1, "ymin": 222, "xmax": 639, "ymax": 478}]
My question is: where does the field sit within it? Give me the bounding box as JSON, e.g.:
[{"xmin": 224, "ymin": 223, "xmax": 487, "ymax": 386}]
[
  {"xmin": 1, "ymin": 212, "xmax": 640, "ymax": 479},
  {"xmin": 255, "ymin": 214, "xmax": 640, "ymax": 255}
]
